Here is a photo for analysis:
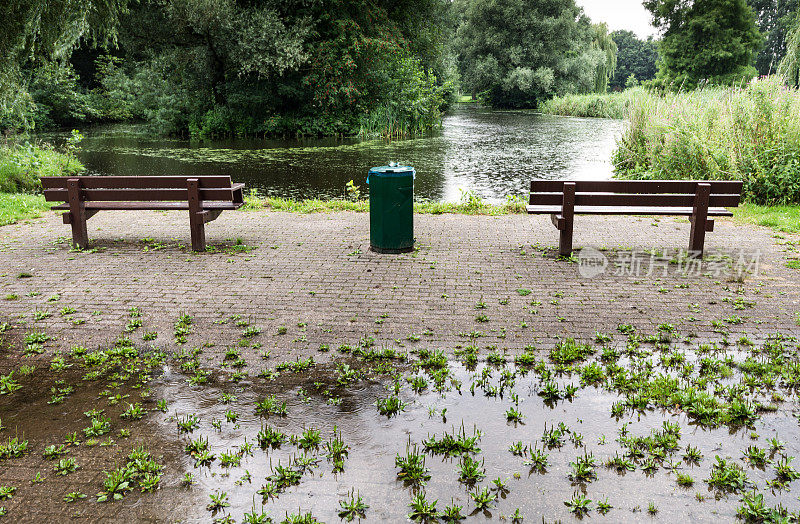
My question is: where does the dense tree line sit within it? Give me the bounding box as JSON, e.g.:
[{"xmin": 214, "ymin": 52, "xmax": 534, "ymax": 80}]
[
  {"xmin": 6, "ymin": 0, "xmax": 800, "ymax": 136},
  {"xmin": 455, "ymin": 0, "xmax": 618, "ymax": 107}
]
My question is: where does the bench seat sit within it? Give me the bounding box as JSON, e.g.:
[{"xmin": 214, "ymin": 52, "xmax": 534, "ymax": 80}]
[
  {"xmin": 51, "ymin": 201, "xmax": 242, "ymax": 211},
  {"xmin": 526, "ymin": 205, "xmax": 733, "ymax": 217}
]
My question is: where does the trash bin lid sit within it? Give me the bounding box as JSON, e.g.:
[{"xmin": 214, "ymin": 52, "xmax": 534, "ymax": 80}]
[{"xmin": 368, "ymin": 163, "xmax": 415, "ymax": 177}]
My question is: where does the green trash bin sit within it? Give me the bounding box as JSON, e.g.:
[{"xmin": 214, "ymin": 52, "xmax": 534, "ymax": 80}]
[{"xmin": 367, "ymin": 163, "xmax": 415, "ymax": 253}]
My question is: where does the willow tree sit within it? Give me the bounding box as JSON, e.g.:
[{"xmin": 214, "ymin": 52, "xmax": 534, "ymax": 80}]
[
  {"xmin": 779, "ymin": 14, "xmax": 800, "ymax": 85},
  {"xmin": 590, "ymin": 23, "xmax": 618, "ymax": 93},
  {"xmin": 0, "ymin": 0, "xmax": 128, "ymax": 129},
  {"xmin": 748, "ymin": 0, "xmax": 798, "ymax": 75}
]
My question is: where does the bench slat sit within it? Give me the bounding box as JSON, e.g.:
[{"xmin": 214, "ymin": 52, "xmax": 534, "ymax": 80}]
[
  {"xmin": 530, "ymin": 180, "xmax": 743, "ymax": 194},
  {"xmin": 526, "ymin": 205, "xmax": 733, "ymax": 217},
  {"xmin": 51, "ymin": 201, "xmax": 242, "ymax": 211},
  {"xmin": 41, "ymin": 175, "xmax": 234, "ymax": 190},
  {"xmin": 44, "ymin": 188, "xmax": 237, "ymax": 202},
  {"xmin": 528, "ymin": 192, "xmax": 741, "ymax": 207}
]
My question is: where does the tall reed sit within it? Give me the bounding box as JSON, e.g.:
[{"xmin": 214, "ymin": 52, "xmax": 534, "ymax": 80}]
[{"xmin": 613, "ymin": 77, "xmax": 800, "ymax": 205}]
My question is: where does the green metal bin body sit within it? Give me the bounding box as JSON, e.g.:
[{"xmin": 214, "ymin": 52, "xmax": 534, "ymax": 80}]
[{"xmin": 367, "ymin": 165, "xmax": 415, "ymax": 253}]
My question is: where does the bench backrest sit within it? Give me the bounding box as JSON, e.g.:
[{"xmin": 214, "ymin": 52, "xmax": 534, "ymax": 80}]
[
  {"xmin": 42, "ymin": 176, "xmax": 241, "ymax": 203},
  {"xmin": 529, "ymin": 180, "xmax": 743, "ymax": 207}
]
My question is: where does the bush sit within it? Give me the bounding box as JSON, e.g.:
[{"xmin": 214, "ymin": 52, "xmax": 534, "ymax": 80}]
[{"xmin": 612, "ymin": 76, "xmax": 800, "ymax": 205}]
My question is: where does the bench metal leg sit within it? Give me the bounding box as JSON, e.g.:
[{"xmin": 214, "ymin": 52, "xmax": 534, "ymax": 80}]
[
  {"xmin": 67, "ymin": 178, "xmax": 89, "ymax": 249},
  {"xmin": 689, "ymin": 183, "xmax": 711, "ymax": 256},
  {"xmin": 187, "ymin": 178, "xmax": 206, "ymax": 252}
]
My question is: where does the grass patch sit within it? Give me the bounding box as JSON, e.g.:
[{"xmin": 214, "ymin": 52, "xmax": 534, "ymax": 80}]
[
  {"xmin": 243, "ymin": 194, "xmax": 527, "ymax": 216},
  {"xmin": 0, "ymin": 193, "xmax": 50, "ymax": 226},
  {"xmin": 0, "ymin": 143, "xmax": 83, "ymax": 192},
  {"xmin": 731, "ymin": 204, "xmax": 800, "ymax": 233}
]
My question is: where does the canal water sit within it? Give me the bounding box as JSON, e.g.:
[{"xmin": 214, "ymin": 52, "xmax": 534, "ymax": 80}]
[{"xmin": 62, "ymin": 105, "xmax": 624, "ymax": 203}]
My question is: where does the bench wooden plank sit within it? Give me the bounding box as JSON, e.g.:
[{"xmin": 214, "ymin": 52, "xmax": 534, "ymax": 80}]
[
  {"xmin": 44, "ymin": 187, "xmax": 238, "ymax": 202},
  {"xmin": 530, "ymin": 180, "xmax": 743, "ymax": 194},
  {"xmin": 51, "ymin": 201, "xmax": 242, "ymax": 211},
  {"xmin": 529, "ymin": 192, "xmax": 740, "ymax": 207},
  {"xmin": 526, "ymin": 205, "xmax": 733, "ymax": 217},
  {"xmin": 42, "ymin": 175, "xmax": 234, "ymax": 189},
  {"xmin": 526, "ymin": 178, "xmax": 742, "ymax": 257}
]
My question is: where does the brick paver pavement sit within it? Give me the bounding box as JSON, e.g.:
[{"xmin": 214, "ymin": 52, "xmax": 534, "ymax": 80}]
[
  {"xmin": 1, "ymin": 209, "xmax": 798, "ymax": 360},
  {"xmin": 0, "ymin": 209, "xmax": 798, "ymax": 522}
]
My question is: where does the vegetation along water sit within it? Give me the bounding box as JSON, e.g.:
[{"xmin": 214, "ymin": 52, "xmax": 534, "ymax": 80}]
[{"xmin": 3, "ymin": 0, "xmax": 800, "ymax": 211}]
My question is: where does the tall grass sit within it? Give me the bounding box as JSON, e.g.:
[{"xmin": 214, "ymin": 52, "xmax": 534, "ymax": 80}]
[
  {"xmin": 358, "ymin": 103, "xmax": 443, "ymax": 139},
  {"xmin": 613, "ymin": 77, "xmax": 800, "ymax": 204},
  {"xmin": 539, "ymin": 88, "xmax": 643, "ymax": 119},
  {"xmin": 0, "ymin": 142, "xmax": 84, "ymax": 192}
]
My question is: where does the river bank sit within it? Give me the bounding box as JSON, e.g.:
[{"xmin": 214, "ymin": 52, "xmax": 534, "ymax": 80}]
[{"xmin": 542, "ymin": 77, "xmax": 800, "ymax": 206}]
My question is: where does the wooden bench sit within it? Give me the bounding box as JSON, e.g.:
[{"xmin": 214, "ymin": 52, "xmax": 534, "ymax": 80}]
[
  {"xmin": 42, "ymin": 175, "xmax": 245, "ymax": 251},
  {"xmin": 527, "ymin": 180, "xmax": 743, "ymax": 257}
]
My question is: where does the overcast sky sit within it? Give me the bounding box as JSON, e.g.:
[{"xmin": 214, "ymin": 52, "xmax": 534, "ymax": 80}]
[{"xmin": 576, "ymin": 0, "xmax": 659, "ymax": 39}]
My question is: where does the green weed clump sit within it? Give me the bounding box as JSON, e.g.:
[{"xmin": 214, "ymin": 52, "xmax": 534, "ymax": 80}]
[
  {"xmin": 0, "ymin": 192, "xmax": 50, "ymax": 226},
  {"xmin": 613, "ymin": 77, "xmax": 800, "ymax": 205}
]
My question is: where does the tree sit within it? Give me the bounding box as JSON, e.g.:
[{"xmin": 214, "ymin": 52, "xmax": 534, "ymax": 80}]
[
  {"xmin": 609, "ymin": 30, "xmax": 659, "ymax": 90},
  {"xmin": 779, "ymin": 11, "xmax": 800, "ymax": 84},
  {"xmin": 591, "ymin": 24, "xmax": 618, "ymax": 93},
  {"xmin": 747, "ymin": 0, "xmax": 798, "ymax": 75},
  {"xmin": 104, "ymin": 0, "xmax": 455, "ymax": 136},
  {"xmin": 456, "ymin": 0, "xmax": 606, "ymax": 107},
  {"xmin": 645, "ymin": 0, "xmax": 762, "ymax": 87},
  {"xmin": 0, "ymin": 0, "xmax": 128, "ymax": 129}
]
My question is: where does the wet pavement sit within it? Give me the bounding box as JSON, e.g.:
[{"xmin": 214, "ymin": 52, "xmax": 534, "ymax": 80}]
[{"xmin": 0, "ymin": 210, "xmax": 799, "ymax": 522}]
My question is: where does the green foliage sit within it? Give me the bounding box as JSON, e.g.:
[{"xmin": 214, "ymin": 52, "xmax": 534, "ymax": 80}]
[
  {"xmin": 613, "ymin": 76, "xmax": 800, "ymax": 204},
  {"xmin": 645, "ymin": 0, "xmax": 762, "ymax": 88},
  {"xmin": 0, "ymin": 143, "xmax": 84, "ymax": 192},
  {"xmin": 357, "ymin": 54, "xmax": 454, "ymax": 138},
  {"xmin": 91, "ymin": 0, "xmax": 455, "ymax": 138},
  {"xmin": 748, "ymin": 0, "xmax": 798, "ymax": 75},
  {"xmin": 540, "ymin": 87, "xmax": 644, "ymax": 119},
  {"xmin": 610, "ymin": 30, "xmax": 659, "ymax": 90},
  {"xmin": 778, "ymin": 7, "xmax": 800, "ymax": 87},
  {"xmin": 26, "ymin": 62, "xmax": 100, "ymax": 129},
  {"xmin": 456, "ymin": 0, "xmax": 614, "ymax": 107},
  {"xmin": 0, "ymin": 0, "xmax": 128, "ymax": 130}
]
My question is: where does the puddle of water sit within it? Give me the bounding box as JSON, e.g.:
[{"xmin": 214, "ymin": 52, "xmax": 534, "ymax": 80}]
[
  {"xmin": 135, "ymin": 361, "xmax": 800, "ymax": 523},
  {"xmin": 1, "ymin": 330, "xmax": 799, "ymax": 523}
]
